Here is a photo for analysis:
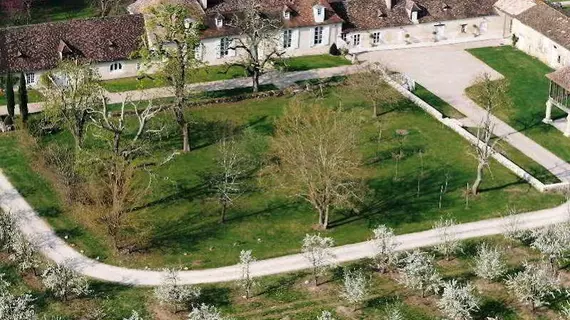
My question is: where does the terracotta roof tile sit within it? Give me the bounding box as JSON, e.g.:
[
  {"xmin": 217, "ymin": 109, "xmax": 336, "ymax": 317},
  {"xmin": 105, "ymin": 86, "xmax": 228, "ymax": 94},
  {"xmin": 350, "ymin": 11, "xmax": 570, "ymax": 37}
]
[
  {"xmin": 547, "ymin": 66, "xmax": 570, "ymax": 92},
  {"xmin": 335, "ymin": 0, "xmax": 497, "ymax": 32},
  {"xmin": 515, "ymin": 1, "xmax": 570, "ymax": 50},
  {"xmin": 0, "ymin": 14, "xmax": 145, "ymax": 73}
]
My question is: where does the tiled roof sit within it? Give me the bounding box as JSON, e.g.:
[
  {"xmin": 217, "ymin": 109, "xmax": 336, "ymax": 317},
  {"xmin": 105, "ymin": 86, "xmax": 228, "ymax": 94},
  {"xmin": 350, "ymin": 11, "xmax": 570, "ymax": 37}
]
[
  {"xmin": 547, "ymin": 66, "xmax": 570, "ymax": 92},
  {"xmin": 515, "ymin": 1, "xmax": 570, "ymax": 50},
  {"xmin": 0, "ymin": 14, "xmax": 145, "ymax": 73},
  {"xmin": 201, "ymin": 0, "xmax": 344, "ymax": 39},
  {"xmin": 334, "ymin": 0, "xmax": 497, "ymax": 32}
]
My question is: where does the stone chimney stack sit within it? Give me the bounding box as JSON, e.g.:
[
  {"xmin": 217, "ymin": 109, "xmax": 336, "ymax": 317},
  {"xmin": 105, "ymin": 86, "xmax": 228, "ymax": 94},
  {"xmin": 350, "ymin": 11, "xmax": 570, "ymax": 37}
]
[
  {"xmin": 385, "ymin": 0, "xmax": 393, "ymax": 10},
  {"xmin": 200, "ymin": 0, "xmax": 208, "ymax": 9}
]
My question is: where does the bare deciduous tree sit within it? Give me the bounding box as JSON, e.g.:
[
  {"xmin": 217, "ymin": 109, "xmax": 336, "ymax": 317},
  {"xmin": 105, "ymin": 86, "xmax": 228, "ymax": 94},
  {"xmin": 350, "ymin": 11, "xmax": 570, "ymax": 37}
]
[
  {"xmin": 227, "ymin": 0, "xmax": 284, "ymax": 92},
  {"xmin": 39, "ymin": 61, "xmax": 104, "ymax": 149},
  {"xmin": 92, "ymin": 0, "xmax": 122, "ymax": 17},
  {"xmin": 347, "ymin": 64, "xmax": 401, "ymax": 117},
  {"xmin": 138, "ymin": 4, "xmax": 202, "ymax": 152},
  {"xmin": 269, "ymin": 101, "xmax": 364, "ymax": 229},
  {"xmin": 468, "ymin": 73, "xmax": 511, "ymax": 195},
  {"xmin": 209, "ymin": 136, "xmax": 249, "ymax": 224},
  {"xmin": 302, "ymin": 234, "xmax": 335, "ymax": 286}
]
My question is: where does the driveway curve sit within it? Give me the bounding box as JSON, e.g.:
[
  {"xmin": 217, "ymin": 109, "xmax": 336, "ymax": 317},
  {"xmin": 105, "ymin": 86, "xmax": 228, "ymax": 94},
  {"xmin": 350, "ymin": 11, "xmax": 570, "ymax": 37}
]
[{"xmin": 0, "ymin": 171, "xmax": 567, "ymax": 286}]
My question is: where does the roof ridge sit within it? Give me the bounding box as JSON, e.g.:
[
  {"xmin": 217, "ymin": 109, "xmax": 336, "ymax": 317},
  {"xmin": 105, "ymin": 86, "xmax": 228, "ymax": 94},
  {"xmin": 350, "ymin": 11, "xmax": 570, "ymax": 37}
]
[{"xmin": 0, "ymin": 14, "xmax": 144, "ymax": 32}]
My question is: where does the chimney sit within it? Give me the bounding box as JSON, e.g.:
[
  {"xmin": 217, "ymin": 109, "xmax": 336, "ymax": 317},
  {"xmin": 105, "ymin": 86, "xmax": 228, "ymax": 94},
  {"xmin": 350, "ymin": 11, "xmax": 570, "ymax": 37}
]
[
  {"xmin": 200, "ymin": 0, "xmax": 207, "ymax": 9},
  {"xmin": 385, "ymin": 0, "xmax": 393, "ymax": 10}
]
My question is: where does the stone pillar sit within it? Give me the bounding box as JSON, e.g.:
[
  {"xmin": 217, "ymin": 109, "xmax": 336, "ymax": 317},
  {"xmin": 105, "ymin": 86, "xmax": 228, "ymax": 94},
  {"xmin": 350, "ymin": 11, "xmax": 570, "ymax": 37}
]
[
  {"xmin": 543, "ymin": 99, "xmax": 553, "ymax": 124},
  {"xmin": 564, "ymin": 113, "xmax": 570, "ymax": 137}
]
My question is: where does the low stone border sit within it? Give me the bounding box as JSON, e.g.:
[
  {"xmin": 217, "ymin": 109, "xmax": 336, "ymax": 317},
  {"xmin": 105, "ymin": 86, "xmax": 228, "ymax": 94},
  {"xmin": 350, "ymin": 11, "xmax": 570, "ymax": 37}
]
[{"xmin": 383, "ymin": 75, "xmax": 570, "ymax": 193}]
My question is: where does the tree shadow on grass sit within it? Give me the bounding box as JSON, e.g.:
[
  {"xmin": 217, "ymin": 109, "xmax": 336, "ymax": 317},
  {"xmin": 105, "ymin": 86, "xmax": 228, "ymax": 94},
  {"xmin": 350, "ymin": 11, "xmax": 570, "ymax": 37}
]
[
  {"xmin": 476, "ymin": 298, "xmax": 517, "ymax": 320},
  {"xmin": 200, "ymin": 287, "xmax": 232, "ymax": 307}
]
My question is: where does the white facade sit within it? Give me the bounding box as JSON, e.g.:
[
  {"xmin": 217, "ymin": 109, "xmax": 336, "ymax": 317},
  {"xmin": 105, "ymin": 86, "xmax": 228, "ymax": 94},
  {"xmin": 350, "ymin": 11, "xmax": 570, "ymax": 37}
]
[
  {"xmin": 510, "ymin": 18, "xmax": 570, "ymax": 69},
  {"xmin": 343, "ymin": 16, "xmax": 503, "ymax": 53},
  {"xmin": 23, "ymin": 60, "xmax": 140, "ymax": 88},
  {"xmin": 197, "ymin": 23, "xmax": 343, "ymax": 65}
]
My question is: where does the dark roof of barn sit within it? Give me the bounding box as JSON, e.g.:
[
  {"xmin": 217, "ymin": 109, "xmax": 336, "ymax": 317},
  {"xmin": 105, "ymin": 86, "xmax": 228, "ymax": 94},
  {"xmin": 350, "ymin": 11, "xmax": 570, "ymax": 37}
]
[{"xmin": 0, "ymin": 14, "xmax": 145, "ymax": 73}]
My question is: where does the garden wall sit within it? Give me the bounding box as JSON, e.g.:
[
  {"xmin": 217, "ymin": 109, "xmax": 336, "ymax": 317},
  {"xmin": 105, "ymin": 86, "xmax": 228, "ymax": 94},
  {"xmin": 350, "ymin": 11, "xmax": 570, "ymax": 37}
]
[{"xmin": 383, "ymin": 75, "xmax": 570, "ymax": 193}]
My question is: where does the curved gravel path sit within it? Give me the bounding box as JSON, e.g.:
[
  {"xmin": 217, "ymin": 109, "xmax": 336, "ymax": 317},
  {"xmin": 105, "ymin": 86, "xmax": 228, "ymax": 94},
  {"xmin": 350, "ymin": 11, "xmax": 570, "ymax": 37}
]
[{"xmin": 0, "ymin": 171, "xmax": 567, "ymax": 286}]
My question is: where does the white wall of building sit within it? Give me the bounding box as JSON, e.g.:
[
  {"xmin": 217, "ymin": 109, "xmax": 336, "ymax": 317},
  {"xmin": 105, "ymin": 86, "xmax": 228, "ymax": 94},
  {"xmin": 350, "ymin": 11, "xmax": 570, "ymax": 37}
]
[
  {"xmin": 95, "ymin": 60, "xmax": 140, "ymax": 81},
  {"xmin": 343, "ymin": 16, "xmax": 503, "ymax": 52},
  {"xmin": 511, "ymin": 19, "xmax": 570, "ymax": 69},
  {"xmin": 198, "ymin": 23, "xmax": 343, "ymax": 65}
]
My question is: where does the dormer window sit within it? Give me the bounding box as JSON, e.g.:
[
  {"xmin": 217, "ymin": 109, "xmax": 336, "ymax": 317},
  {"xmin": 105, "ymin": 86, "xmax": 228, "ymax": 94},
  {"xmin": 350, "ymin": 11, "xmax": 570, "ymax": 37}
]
[
  {"xmin": 215, "ymin": 14, "xmax": 224, "ymax": 28},
  {"xmin": 283, "ymin": 5, "xmax": 293, "ymax": 20},
  {"xmin": 442, "ymin": 3, "xmax": 451, "ymax": 11},
  {"xmin": 313, "ymin": 4, "xmax": 325, "ymax": 23}
]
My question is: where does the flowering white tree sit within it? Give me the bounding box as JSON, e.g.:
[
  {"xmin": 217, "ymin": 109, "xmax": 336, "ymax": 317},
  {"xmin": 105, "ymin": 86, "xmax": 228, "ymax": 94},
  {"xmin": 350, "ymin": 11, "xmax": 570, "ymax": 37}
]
[
  {"xmin": 238, "ymin": 250, "xmax": 256, "ymax": 299},
  {"xmin": 316, "ymin": 310, "xmax": 335, "ymax": 320},
  {"xmin": 472, "ymin": 243, "xmax": 506, "ymax": 281},
  {"xmin": 505, "ymin": 261, "xmax": 560, "ymax": 311},
  {"xmin": 340, "ymin": 269, "xmax": 369, "ymax": 311},
  {"xmin": 123, "ymin": 311, "xmax": 143, "ymax": 320},
  {"xmin": 302, "ymin": 234, "xmax": 336, "ymax": 286},
  {"xmin": 188, "ymin": 304, "xmax": 228, "ymax": 320},
  {"xmin": 0, "ymin": 274, "xmax": 37, "ymax": 320},
  {"xmin": 530, "ymin": 224, "xmax": 570, "ymax": 274},
  {"xmin": 502, "ymin": 209, "xmax": 531, "ymax": 243},
  {"xmin": 8, "ymin": 233, "xmax": 40, "ymax": 274},
  {"xmin": 154, "ymin": 268, "xmax": 201, "ymax": 313},
  {"xmin": 399, "ymin": 250, "xmax": 442, "ymax": 297},
  {"xmin": 41, "ymin": 263, "xmax": 90, "ymax": 301},
  {"xmin": 433, "ymin": 218, "xmax": 462, "ymax": 260},
  {"xmin": 0, "ymin": 211, "xmax": 15, "ymax": 250},
  {"xmin": 371, "ymin": 225, "xmax": 399, "ymax": 273},
  {"xmin": 437, "ymin": 280, "xmax": 480, "ymax": 320}
]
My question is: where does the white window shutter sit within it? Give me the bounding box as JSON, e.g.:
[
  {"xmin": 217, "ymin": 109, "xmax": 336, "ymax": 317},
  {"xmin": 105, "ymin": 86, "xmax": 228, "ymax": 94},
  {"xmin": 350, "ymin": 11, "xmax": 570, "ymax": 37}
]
[
  {"xmin": 194, "ymin": 42, "xmax": 203, "ymax": 61},
  {"xmin": 280, "ymin": 31, "xmax": 285, "ymax": 50},
  {"xmin": 216, "ymin": 41, "xmax": 222, "ymax": 59},
  {"xmin": 228, "ymin": 38, "xmax": 236, "ymax": 57},
  {"xmin": 322, "ymin": 26, "xmax": 330, "ymax": 46},
  {"xmin": 293, "ymin": 29, "xmax": 300, "ymax": 49}
]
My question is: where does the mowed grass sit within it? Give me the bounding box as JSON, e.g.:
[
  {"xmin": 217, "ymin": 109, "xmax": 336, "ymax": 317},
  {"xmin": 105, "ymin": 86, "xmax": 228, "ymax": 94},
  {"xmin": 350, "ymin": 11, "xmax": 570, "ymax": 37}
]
[
  {"xmin": 0, "ymin": 89, "xmax": 43, "ymax": 106},
  {"xmin": 413, "ymin": 84, "xmax": 465, "ymax": 119},
  {"xmin": 0, "ymin": 83, "xmax": 563, "ymax": 270},
  {"xmin": 101, "ymin": 65, "xmax": 248, "ymax": 93},
  {"xmin": 467, "ymin": 46, "xmax": 570, "ymax": 162},
  {"xmin": 274, "ymin": 54, "xmax": 352, "ymax": 72}
]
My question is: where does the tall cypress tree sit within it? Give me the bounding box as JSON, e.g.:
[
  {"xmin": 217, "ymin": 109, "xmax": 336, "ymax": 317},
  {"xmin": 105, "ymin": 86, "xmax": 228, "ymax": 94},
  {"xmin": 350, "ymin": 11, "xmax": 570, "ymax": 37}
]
[
  {"xmin": 5, "ymin": 73, "xmax": 15, "ymax": 119},
  {"xmin": 18, "ymin": 72, "xmax": 29, "ymax": 125}
]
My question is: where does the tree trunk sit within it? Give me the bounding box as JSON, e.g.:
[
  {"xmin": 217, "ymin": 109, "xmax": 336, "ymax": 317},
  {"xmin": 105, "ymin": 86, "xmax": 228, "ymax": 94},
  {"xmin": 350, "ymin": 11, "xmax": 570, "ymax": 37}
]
[
  {"xmin": 182, "ymin": 122, "xmax": 190, "ymax": 153},
  {"xmin": 220, "ymin": 202, "xmax": 227, "ymax": 224},
  {"xmin": 313, "ymin": 266, "xmax": 319, "ymax": 287},
  {"xmin": 471, "ymin": 162, "xmax": 485, "ymax": 195},
  {"xmin": 252, "ymin": 70, "xmax": 260, "ymax": 93},
  {"xmin": 372, "ymin": 101, "xmax": 377, "ymax": 118},
  {"xmin": 113, "ymin": 132, "xmax": 121, "ymax": 155},
  {"xmin": 322, "ymin": 205, "xmax": 330, "ymax": 229}
]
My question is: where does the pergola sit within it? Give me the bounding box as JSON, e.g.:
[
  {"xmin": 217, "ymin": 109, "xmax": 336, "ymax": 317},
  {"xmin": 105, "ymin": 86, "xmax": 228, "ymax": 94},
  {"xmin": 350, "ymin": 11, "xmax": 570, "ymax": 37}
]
[{"xmin": 544, "ymin": 66, "xmax": 570, "ymax": 136}]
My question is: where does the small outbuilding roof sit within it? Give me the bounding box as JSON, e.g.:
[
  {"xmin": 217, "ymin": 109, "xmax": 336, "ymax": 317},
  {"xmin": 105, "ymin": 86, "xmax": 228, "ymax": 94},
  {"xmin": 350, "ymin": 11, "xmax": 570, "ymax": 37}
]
[{"xmin": 547, "ymin": 67, "xmax": 570, "ymax": 92}]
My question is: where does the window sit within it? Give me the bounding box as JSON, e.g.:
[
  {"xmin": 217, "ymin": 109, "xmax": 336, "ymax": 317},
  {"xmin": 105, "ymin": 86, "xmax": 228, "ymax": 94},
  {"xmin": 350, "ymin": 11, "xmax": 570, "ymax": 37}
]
[
  {"xmin": 110, "ymin": 62, "xmax": 122, "ymax": 72},
  {"xmin": 313, "ymin": 26, "xmax": 323, "ymax": 45},
  {"xmin": 460, "ymin": 24, "xmax": 467, "ymax": 33},
  {"xmin": 220, "ymin": 37, "xmax": 230, "ymax": 57},
  {"xmin": 558, "ymin": 55, "xmax": 562, "ymax": 64},
  {"xmin": 283, "ymin": 30, "xmax": 293, "ymax": 49},
  {"xmin": 25, "ymin": 73, "xmax": 35, "ymax": 85},
  {"xmin": 352, "ymin": 34, "xmax": 361, "ymax": 47},
  {"xmin": 340, "ymin": 33, "xmax": 347, "ymax": 42},
  {"xmin": 317, "ymin": 7, "xmax": 323, "ymax": 16},
  {"xmin": 372, "ymin": 32, "xmax": 382, "ymax": 45},
  {"xmin": 283, "ymin": 11, "xmax": 290, "ymax": 20},
  {"xmin": 136, "ymin": 62, "xmax": 141, "ymax": 70}
]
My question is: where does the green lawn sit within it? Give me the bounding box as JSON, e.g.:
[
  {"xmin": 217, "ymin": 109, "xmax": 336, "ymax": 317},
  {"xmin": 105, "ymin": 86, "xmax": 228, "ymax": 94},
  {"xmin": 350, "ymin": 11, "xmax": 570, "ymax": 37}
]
[
  {"xmin": 0, "ymin": 81, "xmax": 562, "ymax": 270},
  {"xmin": 467, "ymin": 46, "xmax": 570, "ymax": 162},
  {"xmin": 101, "ymin": 65, "xmax": 249, "ymax": 93},
  {"xmin": 413, "ymin": 84, "xmax": 465, "ymax": 119},
  {"xmin": 0, "ymin": 89, "xmax": 43, "ymax": 106},
  {"xmin": 274, "ymin": 54, "xmax": 352, "ymax": 72}
]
